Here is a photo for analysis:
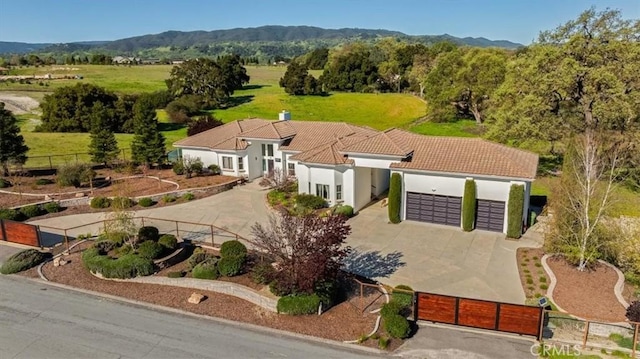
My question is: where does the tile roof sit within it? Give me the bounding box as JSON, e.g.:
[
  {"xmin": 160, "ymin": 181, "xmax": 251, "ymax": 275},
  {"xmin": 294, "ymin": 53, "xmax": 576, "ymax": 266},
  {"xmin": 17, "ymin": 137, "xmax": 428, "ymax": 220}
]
[
  {"xmin": 237, "ymin": 120, "xmax": 297, "ymax": 140},
  {"xmin": 174, "ymin": 119, "xmax": 269, "ymax": 150},
  {"xmin": 289, "ymin": 139, "xmax": 354, "ymax": 166},
  {"xmin": 386, "ymin": 129, "xmax": 538, "ymax": 179},
  {"xmin": 340, "ymin": 128, "xmax": 414, "ymax": 157}
]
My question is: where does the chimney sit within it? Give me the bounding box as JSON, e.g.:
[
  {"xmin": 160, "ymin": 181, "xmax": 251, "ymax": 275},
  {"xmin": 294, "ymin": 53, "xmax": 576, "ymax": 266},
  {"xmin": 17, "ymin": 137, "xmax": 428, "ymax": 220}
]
[{"xmin": 279, "ymin": 110, "xmax": 291, "ymax": 121}]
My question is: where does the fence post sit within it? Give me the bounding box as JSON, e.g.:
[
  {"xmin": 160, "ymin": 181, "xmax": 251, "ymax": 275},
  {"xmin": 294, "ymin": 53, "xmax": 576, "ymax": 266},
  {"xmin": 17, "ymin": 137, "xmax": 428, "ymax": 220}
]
[
  {"xmin": 141, "ymin": 218, "xmax": 145, "ymax": 227},
  {"xmin": 64, "ymin": 229, "xmax": 69, "ymax": 253},
  {"xmin": 633, "ymin": 323, "xmax": 638, "ymax": 359},
  {"xmin": 538, "ymin": 309, "xmax": 546, "ymax": 342},
  {"xmin": 75, "ymin": 153, "xmax": 79, "ymax": 162},
  {"xmin": 210, "ymin": 225, "xmax": 214, "ymax": 247},
  {"xmin": 582, "ymin": 320, "xmax": 590, "ymax": 349},
  {"xmin": 48, "ymin": 156, "xmax": 53, "ymax": 169},
  {"xmin": 360, "ymin": 281, "xmax": 364, "ymax": 313},
  {"xmin": 175, "ymin": 221, "xmax": 179, "ymax": 237}
]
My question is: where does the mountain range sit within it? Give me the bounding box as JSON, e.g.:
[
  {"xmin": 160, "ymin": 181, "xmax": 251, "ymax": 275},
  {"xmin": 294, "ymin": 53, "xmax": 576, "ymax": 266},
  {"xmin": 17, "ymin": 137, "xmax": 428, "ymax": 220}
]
[{"xmin": 0, "ymin": 25, "xmax": 523, "ymax": 56}]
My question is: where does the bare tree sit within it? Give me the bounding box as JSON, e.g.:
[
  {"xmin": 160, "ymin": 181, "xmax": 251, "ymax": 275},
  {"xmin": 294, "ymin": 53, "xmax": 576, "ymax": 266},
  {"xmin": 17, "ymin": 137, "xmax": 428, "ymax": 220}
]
[
  {"xmin": 259, "ymin": 168, "xmax": 294, "ymax": 191},
  {"xmin": 249, "ymin": 211, "xmax": 351, "ymax": 294},
  {"xmin": 181, "ymin": 155, "xmax": 203, "ymax": 179}
]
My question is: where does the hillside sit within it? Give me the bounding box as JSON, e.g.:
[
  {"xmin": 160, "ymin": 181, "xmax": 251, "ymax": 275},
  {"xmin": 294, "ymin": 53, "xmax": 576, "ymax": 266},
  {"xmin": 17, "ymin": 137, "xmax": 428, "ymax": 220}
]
[{"xmin": 0, "ymin": 26, "xmax": 523, "ymax": 56}]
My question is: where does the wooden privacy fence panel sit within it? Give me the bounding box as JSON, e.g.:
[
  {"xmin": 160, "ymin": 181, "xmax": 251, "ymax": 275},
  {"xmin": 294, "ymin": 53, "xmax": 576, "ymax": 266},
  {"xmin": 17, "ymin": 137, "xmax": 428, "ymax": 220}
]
[
  {"xmin": 416, "ymin": 292, "xmax": 542, "ymax": 338},
  {"xmin": 0, "ymin": 220, "xmax": 41, "ymax": 247}
]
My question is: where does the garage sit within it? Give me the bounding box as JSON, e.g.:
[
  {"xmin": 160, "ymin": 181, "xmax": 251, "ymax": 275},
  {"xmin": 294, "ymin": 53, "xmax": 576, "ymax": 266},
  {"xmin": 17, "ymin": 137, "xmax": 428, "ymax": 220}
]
[
  {"xmin": 405, "ymin": 192, "xmax": 462, "ymax": 227},
  {"xmin": 475, "ymin": 199, "xmax": 505, "ymax": 232}
]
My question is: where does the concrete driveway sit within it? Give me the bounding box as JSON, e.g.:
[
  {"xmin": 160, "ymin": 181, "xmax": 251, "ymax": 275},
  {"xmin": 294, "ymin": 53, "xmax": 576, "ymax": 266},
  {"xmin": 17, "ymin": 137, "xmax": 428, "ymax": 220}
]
[{"xmin": 343, "ymin": 201, "xmax": 543, "ymax": 304}]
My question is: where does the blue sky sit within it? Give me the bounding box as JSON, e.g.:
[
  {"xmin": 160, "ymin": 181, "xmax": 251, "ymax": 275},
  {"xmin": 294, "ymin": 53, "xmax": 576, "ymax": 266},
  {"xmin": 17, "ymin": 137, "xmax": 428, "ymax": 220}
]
[{"xmin": 0, "ymin": 0, "xmax": 638, "ymax": 44}]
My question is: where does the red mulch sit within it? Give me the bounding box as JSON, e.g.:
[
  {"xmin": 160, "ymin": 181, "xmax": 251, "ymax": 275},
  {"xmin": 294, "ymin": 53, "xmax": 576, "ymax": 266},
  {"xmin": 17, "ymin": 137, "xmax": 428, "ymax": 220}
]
[
  {"xmin": 547, "ymin": 256, "xmax": 627, "ymax": 322},
  {"xmin": 31, "ymin": 247, "xmax": 379, "ymax": 344}
]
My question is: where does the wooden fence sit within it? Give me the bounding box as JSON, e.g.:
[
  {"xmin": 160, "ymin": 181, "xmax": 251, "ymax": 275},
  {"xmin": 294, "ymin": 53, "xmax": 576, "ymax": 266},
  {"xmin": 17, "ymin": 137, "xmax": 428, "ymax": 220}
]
[
  {"xmin": 415, "ymin": 292, "xmax": 543, "ymax": 338},
  {"xmin": 0, "ymin": 219, "xmax": 41, "ymax": 247}
]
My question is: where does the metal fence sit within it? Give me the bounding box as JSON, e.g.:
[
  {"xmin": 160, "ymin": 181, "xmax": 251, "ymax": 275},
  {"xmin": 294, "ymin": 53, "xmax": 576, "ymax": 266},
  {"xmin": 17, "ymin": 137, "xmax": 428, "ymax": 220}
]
[{"xmin": 22, "ymin": 148, "xmax": 132, "ymax": 170}]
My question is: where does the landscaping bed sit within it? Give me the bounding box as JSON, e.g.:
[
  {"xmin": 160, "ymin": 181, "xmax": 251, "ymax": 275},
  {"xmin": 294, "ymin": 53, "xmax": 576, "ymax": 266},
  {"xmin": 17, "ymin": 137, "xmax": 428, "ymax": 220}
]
[{"xmin": 517, "ymin": 247, "xmax": 550, "ymax": 303}]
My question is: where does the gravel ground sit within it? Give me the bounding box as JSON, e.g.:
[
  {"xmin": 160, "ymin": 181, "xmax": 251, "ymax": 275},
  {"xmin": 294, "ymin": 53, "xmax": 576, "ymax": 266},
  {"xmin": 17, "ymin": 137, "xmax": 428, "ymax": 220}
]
[{"xmin": 0, "ymin": 93, "xmax": 40, "ymax": 114}]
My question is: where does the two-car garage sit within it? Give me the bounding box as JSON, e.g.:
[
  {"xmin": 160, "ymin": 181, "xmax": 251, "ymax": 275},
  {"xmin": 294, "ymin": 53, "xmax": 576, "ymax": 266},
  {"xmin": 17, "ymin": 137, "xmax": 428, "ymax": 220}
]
[{"xmin": 404, "ymin": 192, "xmax": 506, "ymax": 233}]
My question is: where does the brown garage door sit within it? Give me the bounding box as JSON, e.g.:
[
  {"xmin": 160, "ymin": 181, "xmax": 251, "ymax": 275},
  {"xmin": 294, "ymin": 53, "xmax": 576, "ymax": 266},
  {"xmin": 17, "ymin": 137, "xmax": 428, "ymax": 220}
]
[
  {"xmin": 476, "ymin": 199, "xmax": 505, "ymax": 232},
  {"xmin": 406, "ymin": 192, "xmax": 461, "ymax": 227}
]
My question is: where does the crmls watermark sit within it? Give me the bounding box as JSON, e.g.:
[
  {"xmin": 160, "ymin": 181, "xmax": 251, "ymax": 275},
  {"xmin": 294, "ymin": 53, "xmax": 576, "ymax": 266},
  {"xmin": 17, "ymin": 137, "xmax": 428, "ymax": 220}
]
[{"xmin": 530, "ymin": 343, "xmax": 581, "ymax": 357}]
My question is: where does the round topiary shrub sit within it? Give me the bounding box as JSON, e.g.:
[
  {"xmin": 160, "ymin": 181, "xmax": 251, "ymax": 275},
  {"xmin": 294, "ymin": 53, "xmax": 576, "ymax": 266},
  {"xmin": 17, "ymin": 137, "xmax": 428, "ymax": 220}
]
[
  {"xmin": 333, "ymin": 205, "xmax": 354, "ymax": 218},
  {"xmin": 44, "ymin": 202, "xmax": 62, "ymax": 213},
  {"xmin": 138, "ymin": 226, "xmax": 159, "ymax": 242},
  {"xmin": 138, "ymin": 197, "xmax": 155, "ymax": 207},
  {"xmin": 19, "ymin": 204, "xmax": 44, "ymax": 219},
  {"xmin": 380, "ymin": 300, "xmax": 405, "ymax": 318},
  {"xmin": 0, "ymin": 249, "xmax": 51, "ymax": 274},
  {"xmin": 251, "ymin": 262, "xmax": 275, "ymax": 284},
  {"xmin": 384, "ymin": 314, "xmax": 411, "ymax": 339},
  {"xmin": 192, "ymin": 259, "xmax": 219, "ymax": 279},
  {"xmin": 158, "ymin": 234, "xmax": 178, "ymax": 250},
  {"xmin": 112, "ymin": 196, "xmax": 135, "ymax": 209},
  {"xmin": 220, "ymin": 240, "xmax": 247, "ymax": 258},
  {"xmin": 218, "ymin": 255, "xmax": 245, "ymax": 277},
  {"xmin": 137, "ymin": 240, "xmax": 164, "ymax": 259},
  {"xmin": 90, "ymin": 196, "xmax": 111, "ymax": 209},
  {"xmin": 0, "ymin": 178, "xmax": 11, "ymax": 188}
]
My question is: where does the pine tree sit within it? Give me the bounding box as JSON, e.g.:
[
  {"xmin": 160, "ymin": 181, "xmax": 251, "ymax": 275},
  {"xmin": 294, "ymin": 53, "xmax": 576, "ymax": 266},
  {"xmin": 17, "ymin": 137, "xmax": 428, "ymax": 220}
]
[
  {"xmin": 88, "ymin": 102, "xmax": 119, "ymax": 166},
  {"xmin": 131, "ymin": 95, "xmax": 165, "ymax": 167},
  {"xmin": 0, "ymin": 103, "xmax": 29, "ymax": 176}
]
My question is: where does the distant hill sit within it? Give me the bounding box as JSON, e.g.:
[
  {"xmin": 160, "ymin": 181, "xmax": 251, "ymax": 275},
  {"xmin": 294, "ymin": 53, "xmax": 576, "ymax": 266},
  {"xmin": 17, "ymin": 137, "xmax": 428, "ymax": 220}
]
[{"xmin": 0, "ymin": 26, "xmax": 523, "ymax": 56}]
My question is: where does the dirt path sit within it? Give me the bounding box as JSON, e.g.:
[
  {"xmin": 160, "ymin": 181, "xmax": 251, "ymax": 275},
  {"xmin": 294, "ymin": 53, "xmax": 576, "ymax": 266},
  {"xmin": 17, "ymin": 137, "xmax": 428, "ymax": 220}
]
[{"xmin": 0, "ymin": 93, "xmax": 40, "ymax": 114}]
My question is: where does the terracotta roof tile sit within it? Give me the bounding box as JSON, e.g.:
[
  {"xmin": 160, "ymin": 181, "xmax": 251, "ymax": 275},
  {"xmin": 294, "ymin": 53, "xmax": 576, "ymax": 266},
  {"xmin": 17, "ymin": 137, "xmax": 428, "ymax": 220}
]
[
  {"xmin": 341, "ymin": 128, "xmax": 413, "ymax": 156},
  {"xmin": 237, "ymin": 120, "xmax": 297, "ymax": 139},
  {"xmin": 290, "ymin": 140, "xmax": 354, "ymax": 165},
  {"xmin": 174, "ymin": 119, "xmax": 269, "ymax": 150}
]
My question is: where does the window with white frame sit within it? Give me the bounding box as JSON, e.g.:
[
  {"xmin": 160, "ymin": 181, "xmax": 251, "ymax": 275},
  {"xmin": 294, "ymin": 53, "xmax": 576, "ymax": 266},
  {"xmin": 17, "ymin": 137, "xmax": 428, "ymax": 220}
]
[
  {"xmin": 222, "ymin": 156, "xmax": 233, "ymax": 170},
  {"xmin": 287, "ymin": 163, "xmax": 295, "ymax": 176},
  {"xmin": 262, "ymin": 143, "xmax": 274, "ymax": 157},
  {"xmin": 238, "ymin": 157, "xmax": 244, "ymax": 171},
  {"xmin": 336, "ymin": 185, "xmax": 342, "ymax": 201},
  {"xmin": 316, "ymin": 184, "xmax": 330, "ymax": 200}
]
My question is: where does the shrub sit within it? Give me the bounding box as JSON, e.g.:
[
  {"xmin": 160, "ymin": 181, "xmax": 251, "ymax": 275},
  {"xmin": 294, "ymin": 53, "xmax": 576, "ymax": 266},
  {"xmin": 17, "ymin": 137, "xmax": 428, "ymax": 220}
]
[
  {"xmin": 182, "ymin": 192, "xmax": 195, "ymax": 201},
  {"xmin": 0, "ymin": 178, "xmax": 11, "ymax": 188},
  {"xmin": 90, "ymin": 196, "xmax": 111, "ymax": 209},
  {"xmin": 381, "ymin": 300, "xmax": 406, "ymax": 318},
  {"xmin": 94, "ymin": 240, "xmax": 117, "ymax": 253},
  {"xmin": 384, "ymin": 314, "xmax": 410, "ymax": 339},
  {"xmin": 57, "ymin": 162, "xmax": 95, "ymax": 188},
  {"xmin": 35, "ymin": 178, "xmax": 54, "ymax": 185},
  {"xmin": 0, "ymin": 208, "xmax": 20, "ymax": 221},
  {"xmin": 82, "ymin": 249, "xmax": 154, "ymax": 279},
  {"xmin": 388, "ymin": 173, "xmax": 401, "ymax": 223},
  {"xmin": 167, "ymin": 271, "xmax": 184, "ymax": 278},
  {"xmin": 267, "ymin": 190, "xmax": 287, "ymax": 206},
  {"xmin": 378, "ymin": 336, "xmax": 391, "ymax": 350},
  {"xmin": 103, "ymin": 231, "xmax": 129, "ymax": 245},
  {"xmin": 0, "ymin": 249, "xmax": 51, "ymax": 274},
  {"xmin": 137, "ymin": 240, "xmax": 164, "ymax": 259},
  {"xmin": 162, "ymin": 194, "xmax": 177, "ymax": 203},
  {"xmin": 138, "ymin": 226, "xmax": 159, "ymax": 242},
  {"xmin": 251, "ymin": 261, "xmax": 275, "ymax": 284},
  {"xmin": 333, "ymin": 205, "xmax": 354, "ymax": 218},
  {"xmin": 507, "ymin": 184, "xmax": 525, "ymax": 238},
  {"xmin": 208, "ymin": 164, "xmax": 221, "ymax": 175},
  {"xmin": 19, "ymin": 204, "xmax": 43, "ymax": 218},
  {"xmin": 112, "ymin": 196, "xmax": 135, "ymax": 209},
  {"xmin": 192, "ymin": 259, "xmax": 219, "ymax": 279},
  {"xmin": 172, "ymin": 160, "xmax": 185, "ymax": 175},
  {"xmin": 158, "ymin": 234, "xmax": 178, "ymax": 250},
  {"xmin": 314, "ymin": 280, "xmax": 338, "ymax": 308},
  {"xmin": 218, "ymin": 255, "xmax": 245, "ymax": 277},
  {"xmin": 277, "ymin": 294, "xmax": 321, "ymax": 315},
  {"xmin": 462, "ymin": 179, "xmax": 476, "ymax": 231},
  {"xmin": 269, "ymin": 279, "xmax": 296, "ymax": 297},
  {"xmin": 187, "ymin": 247, "xmax": 213, "ymax": 269},
  {"xmin": 626, "ymin": 301, "xmax": 640, "ymax": 322},
  {"xmin": 44, "ymin": 202, "xmax": 62, "ymax": 213},
  {"xmin": 220, "ymin": 240, "xmax": 247, "ymax": 258},
  {"xmin": 138, "ymin": 197, "xmax": 155, "ymax": 207},
  {"xmin": 294, "ymin": 194, "xmax": 326, "ymax": 210},
  {"xmin": 392, "ymin": 285, "xmax": 414, "ymax": 309}
]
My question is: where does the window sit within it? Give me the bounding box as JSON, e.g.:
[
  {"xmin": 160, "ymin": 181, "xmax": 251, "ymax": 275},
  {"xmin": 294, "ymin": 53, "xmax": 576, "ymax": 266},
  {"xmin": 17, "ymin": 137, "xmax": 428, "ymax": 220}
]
[
  {"xmin": 262, "ymin": 159, "xmax": 266, "ymax": 172},
  {"xmin": 267, "ymin": 144, "xmax": 274, "ymax": 157},
  {"xmin": 261, "ymin": 144, "xmax": 266, "ymax": 156},
  {"xmin": 336, "ymin": 185, "xmax": 342, "ymax": 201},
  {"xmin": 287, "ymin": 163, "xmax": 295, "ymax": 176},
  {"xmin": 316, "ymin": 184, "xmax": 330, "ymax": 200},
  {"xmin": 222, "ymin": 156, "xmax": 233, "ymax": 170},
  {"xmin": 238, "ymin": 157, "xmax": 244, "ymax": 171}
]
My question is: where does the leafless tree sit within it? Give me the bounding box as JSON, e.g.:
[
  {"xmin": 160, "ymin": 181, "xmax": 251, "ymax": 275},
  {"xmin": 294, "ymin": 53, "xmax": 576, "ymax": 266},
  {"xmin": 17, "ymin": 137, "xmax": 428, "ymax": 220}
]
[{"xmin": 259, "ymin": 168, "xmax": 294, "ymax": 191}]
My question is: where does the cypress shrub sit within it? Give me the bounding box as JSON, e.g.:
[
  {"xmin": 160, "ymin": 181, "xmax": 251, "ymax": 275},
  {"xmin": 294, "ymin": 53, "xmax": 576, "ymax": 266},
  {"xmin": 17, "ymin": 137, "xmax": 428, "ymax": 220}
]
[
  {"xmin": 44, "ymin": 202, "xmax": 62, "ymax": 213},
  {"xmin": 462, "ymin": 179, "xmax": 476, "ymax": 231},
  {"xmin": 218, "ymin": 255, "xmax": 245, "ymax": 277},
  {"xmin": 138, "ymin": 226, "xmax": 159, "ymax": 242},
  {"xmin": 388, "ymin": 173, "xmax": 402, "ymax": 224},
  {"xmin": 19, "ymin": 204, "xmax": 44, "ymax": 219},
  {"xmin": 192, "ymin": 259, "xmax": 219, "ymax": 279},
  {"xmin": 90, "ymin": 196, "xmax": 111, "ymax": 209},
  {"xmin": 220, "ymin": 240, "xmax": 247, "ymax": 258},
  {"xmin": 137, "ymin": 240, "xmax": 164, "ymax": 259},
  {"xmin": 507, "ymin": 184, "xmax": 525, "ymax": 239},
  {"xmin": 392, "ymin": 284, "xmax": 414, "ymax": 309},
  {"xmin": 384, "ymin": 314, "xmax": 411, "ymax": 339},
  {"xmin": 158, "ymin": 234, "xmax": 177, "ymax": 250}
]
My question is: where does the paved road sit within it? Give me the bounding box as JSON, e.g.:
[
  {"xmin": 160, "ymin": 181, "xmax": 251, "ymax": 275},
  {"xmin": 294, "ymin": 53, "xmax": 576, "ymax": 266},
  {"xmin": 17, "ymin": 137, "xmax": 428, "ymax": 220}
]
[{"xmin": 0, "ymin": 276, "xmax": 378, "ymax": 359}]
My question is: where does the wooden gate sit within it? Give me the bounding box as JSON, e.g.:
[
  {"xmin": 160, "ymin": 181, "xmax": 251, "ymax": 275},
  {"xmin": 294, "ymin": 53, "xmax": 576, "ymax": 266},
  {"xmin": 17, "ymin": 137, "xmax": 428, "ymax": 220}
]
[
  {"xmin": 0, "ymin": 219, "xmax": 41, "ymax": 247},
  {"xmin": 415, "ymin": 292, "xmax": 542, "ymax": 338}
]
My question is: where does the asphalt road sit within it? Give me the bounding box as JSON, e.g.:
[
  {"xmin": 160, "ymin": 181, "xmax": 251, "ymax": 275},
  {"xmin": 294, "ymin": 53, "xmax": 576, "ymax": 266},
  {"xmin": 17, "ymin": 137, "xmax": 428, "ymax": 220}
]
[{"xmin": 0, "ymin": 276, "xmax": 379, "ymax": 359}]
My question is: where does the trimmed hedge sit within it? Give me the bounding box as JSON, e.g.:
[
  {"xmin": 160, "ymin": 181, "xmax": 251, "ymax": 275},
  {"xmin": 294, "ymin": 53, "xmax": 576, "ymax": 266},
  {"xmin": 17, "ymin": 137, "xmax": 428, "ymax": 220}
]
[
  {"xmin": 192, "ymin": 259, "xmax": 219, "ymax": 279},
  {"xmin": 277, "ymin": 294, "xmax": 321, "ymax": 315},
  {"xmin": 90, "ymin": 196, "xmax": 111, "ymax": 209},
  {"xmin": 218, "ymin": 255, "xmax": 245, "ymax": 277},
  {"xmin": 220, "ymin": 240, "xmax": 247, "ymax": 258},
  {"xmin": 507, "ymin": 184, "xmax": 525, "ymax": 239},
  {"xmin": 381, "ymin": 300, "xmax": 406, "ymax": 318},
  {"xmin": 138, "ymin": 226, "xmax": 159, "ymax": 242},
  {"xmin": 388, "ymin": 173, "xmax": 402, "ymax": 224},
  {"xmin": 0, "ymin": 249, "xmax": 51, "ymax": 274},
  {"xmin": 462, "ymin": 179, "xmax": 476, "ymax": 231},
  {"xmin": 158, "ymin": 234, "xmax": 178, "ymax": 250},
  {"xmin": 333, "ymin": 204, "xmax": 354, "ymax": 218},
  {"xmin": 294, "ymin": 194, "xmax": 326, "ymax": 210},
  {"xmin": 138, "ymin": 197, "xmax": 155, "ymax": 207},
  {"xmin": 82, "ymin": 248, "xmax": 154, "ymax": 279},
  {"xmin": 384, "ymin": 314, "xmax": 411, "ymax": 339},
  {"xmin": 20, "ymin": 204, "xmax": 44, "ymax": 218},
  {"xmin": 137, "ymin": 240, "xmax": 164, "ymax": 259},
  {"xmin": 392, "ymin": 284, "xmax": 414, "ymax": 309},
  {"xmin": 44, "ymin": 202, "xmax": 62, "ymax": 213}
]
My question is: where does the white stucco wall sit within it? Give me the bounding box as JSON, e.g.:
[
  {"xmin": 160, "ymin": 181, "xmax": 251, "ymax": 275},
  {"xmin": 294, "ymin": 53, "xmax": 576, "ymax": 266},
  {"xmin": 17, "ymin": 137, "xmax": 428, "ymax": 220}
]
[
  {"xmin": 347, "ymin": 155, "xmax": 399, "ymax": 170},
  {"xmin": 343, "ymin": 168, "xmax": 355, "ymax": 209},
  {"xmin": 371, "ymin": 168, "xmax": 390, "ymax": 197},
  {"xmin": 181, "ymin": 148, "xmax": 218, "ymax": 167},
  {"xmin": 354, "ymin": 167, "xmax": 371, "ymax": 211}
]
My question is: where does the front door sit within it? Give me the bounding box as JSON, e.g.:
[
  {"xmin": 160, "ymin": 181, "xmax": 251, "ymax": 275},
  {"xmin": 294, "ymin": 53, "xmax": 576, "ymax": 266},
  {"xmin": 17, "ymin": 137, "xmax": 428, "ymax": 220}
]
[{"xmin": 267, "ymin": 159, "xmax": 274, "ymax": 173}]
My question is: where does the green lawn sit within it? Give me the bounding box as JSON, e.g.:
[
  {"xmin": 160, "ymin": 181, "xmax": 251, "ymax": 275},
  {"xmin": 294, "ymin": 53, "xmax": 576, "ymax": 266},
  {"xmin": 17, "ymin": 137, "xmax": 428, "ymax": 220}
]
[{"xmin": 408, "ymin": 120, "xmax": 479, "ymax": 137}]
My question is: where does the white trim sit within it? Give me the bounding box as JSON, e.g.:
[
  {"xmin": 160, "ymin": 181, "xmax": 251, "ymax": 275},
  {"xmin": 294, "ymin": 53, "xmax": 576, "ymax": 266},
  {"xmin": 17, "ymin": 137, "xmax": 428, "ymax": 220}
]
[
  {"xmin": 392, "ymin": 167, "xmax": 535, "ymax": 182},
  {"xmin": 341, "ymin": 152, "xmax": 408, "ymax": 160}
]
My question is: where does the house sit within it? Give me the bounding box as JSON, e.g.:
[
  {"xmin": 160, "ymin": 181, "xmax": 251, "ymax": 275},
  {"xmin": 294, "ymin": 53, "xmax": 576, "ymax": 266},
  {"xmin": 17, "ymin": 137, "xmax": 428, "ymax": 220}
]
[{"xmin": 174, "ymin": 111, "xmax": 538, "ymax": 234}]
